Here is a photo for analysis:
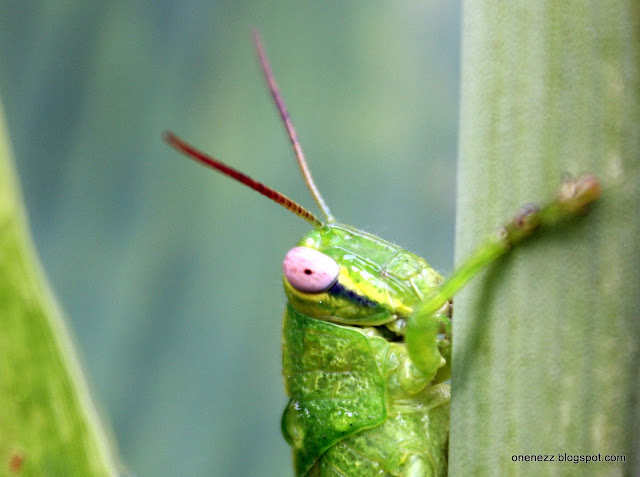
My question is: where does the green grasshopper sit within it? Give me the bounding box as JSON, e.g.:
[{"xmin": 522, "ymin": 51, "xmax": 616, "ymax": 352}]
[{"xmin": 165, "ymin": 33, "xmax": 600, "ymax": 477}]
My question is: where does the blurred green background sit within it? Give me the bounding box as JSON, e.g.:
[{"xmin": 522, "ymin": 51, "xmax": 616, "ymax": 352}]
[{"xmin": 0, "ymin": 2, "xmax": 460, "ymax": 476}]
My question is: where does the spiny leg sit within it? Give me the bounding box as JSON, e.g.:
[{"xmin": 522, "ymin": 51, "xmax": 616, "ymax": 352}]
[{"xmin": 407, "ymin": 174, "xmax": 601, "ymax": 374}]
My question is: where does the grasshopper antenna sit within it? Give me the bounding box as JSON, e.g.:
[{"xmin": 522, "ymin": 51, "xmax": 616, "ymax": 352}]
[
  {"xmin": 164, "ymin": 131, "xmax": 323, "ymax": 228},
  {"xmin": 253, "ymin": 30, "xmax": 336, "ymax": 223}
]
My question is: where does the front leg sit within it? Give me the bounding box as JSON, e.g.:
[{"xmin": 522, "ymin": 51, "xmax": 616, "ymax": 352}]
[{"xmin": 406, "ymin": 174, "xmax": 601, "ymax": 373}]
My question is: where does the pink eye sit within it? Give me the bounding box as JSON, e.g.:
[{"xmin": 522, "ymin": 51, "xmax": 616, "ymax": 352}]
[{"xmin": 283, "ymin": 247, "xmax": 339, "ymax": 293}]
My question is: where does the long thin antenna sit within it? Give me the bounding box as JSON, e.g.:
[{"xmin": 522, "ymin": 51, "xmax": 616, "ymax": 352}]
[
  {"xmin": 164, "ymin": 131, "xmax": 323, "ymax": 228},
  {"xmin": 252, "ymin": 30, "xmax": 335, "ymax": 223}
]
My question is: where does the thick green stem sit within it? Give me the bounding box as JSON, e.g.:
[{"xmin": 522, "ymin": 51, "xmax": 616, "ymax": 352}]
[
  {"xmin": 0, "ymin": 103, "xmax": 119, "ymax": 475},
  {"xmin": 451, "ymin": 1, "xmax": 640, "ymax": 475}
]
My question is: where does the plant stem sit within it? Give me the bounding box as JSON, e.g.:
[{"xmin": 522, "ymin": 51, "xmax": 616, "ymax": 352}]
[{"xmin": 451, "ymin": 1, "xmax": 640, "ymax": 475}]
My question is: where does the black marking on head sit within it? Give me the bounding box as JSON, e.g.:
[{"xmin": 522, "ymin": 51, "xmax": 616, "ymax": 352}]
[{"xmin": 328, "ymin": 281, "xmax": 379, "ymax": 309}]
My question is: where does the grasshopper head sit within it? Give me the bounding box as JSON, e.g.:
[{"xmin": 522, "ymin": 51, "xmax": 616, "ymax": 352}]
[{"xmin": 283, "ymin": 224, "xmax": 444, "ymax": 329}]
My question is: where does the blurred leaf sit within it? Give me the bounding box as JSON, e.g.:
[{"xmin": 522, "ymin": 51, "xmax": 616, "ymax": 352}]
[{"xmin": 0, "ymin": 101, "xmax": 119, "ymax": 476}]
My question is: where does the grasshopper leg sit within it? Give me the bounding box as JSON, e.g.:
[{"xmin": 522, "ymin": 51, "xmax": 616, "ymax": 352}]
[{"xmin": 406, "ymin": 174, "xmax": 601, "ymax": 373}]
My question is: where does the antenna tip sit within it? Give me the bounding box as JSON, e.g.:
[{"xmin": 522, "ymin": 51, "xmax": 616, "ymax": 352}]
[{"xmin": 163, "ymin": 130, "xmax": 178, "ymax": 145}]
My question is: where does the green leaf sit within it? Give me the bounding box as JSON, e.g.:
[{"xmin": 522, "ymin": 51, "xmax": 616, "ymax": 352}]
[
  {"xmin": 451, "ymin": 1, "xmax": 640, "ymax": 475},
  {"xmin": 0, "ymin": 102, "xmax": 119, "ymax": 475}
]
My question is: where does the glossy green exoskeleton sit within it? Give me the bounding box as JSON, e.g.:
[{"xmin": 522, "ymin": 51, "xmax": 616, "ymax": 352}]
[{"xmin": 165, "ymin": 33, "xmax": 601, "ymax": 477}]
